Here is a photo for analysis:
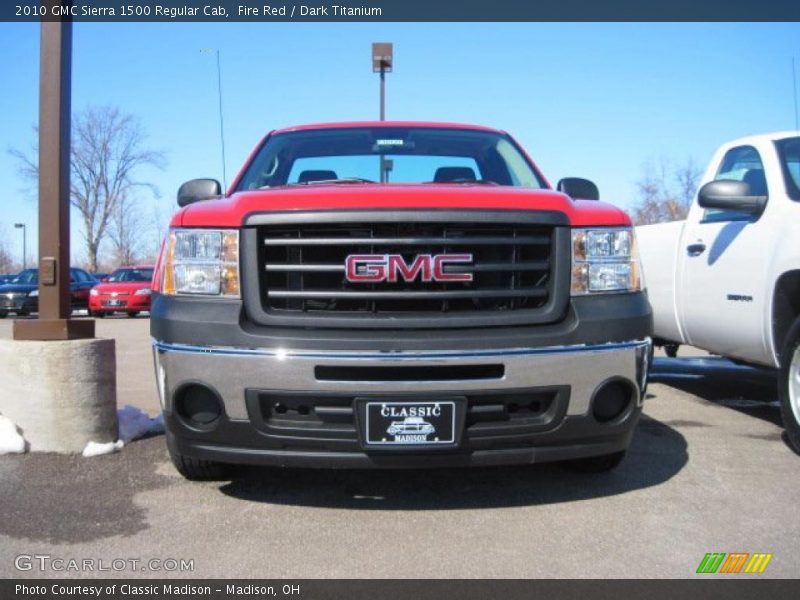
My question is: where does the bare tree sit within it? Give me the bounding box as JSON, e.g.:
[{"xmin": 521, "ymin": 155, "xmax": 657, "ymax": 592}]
[
  {"xmin": 10, "ymin": 106, "xmax": 165, "ymax": 271},
  {"xmin": 0, "ymin": 237, "xmax": 16, "ymax": 273},
  {"xmin": 140, "ymin": 202, "xmax": 173, "ymax": 263},
  {"xmin": 108, "ymin": 192, "xmax": 145, "ymax": 266},
  {"xmin": 631, "ymin": 157, "xmax": 702, "ymax": 225}
]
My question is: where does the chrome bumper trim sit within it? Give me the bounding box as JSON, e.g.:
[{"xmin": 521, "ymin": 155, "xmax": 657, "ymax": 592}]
[
  {"xmin": 152, "ymin": 339, "xmax": 649, "ymax": 360},
  {"xmin": 153, "ymin": 339, "xmax": 651, "ymax": 420}
]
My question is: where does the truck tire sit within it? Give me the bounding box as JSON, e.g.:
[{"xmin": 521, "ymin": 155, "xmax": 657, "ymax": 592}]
[
  {"xmin": 0, "ymin": 311, "xmax": 6, "ymax": 318},
  {"xmin": 778, "ymin": 318, "xmax": 800, "ymax": 454},
  {"xmin": 561, "ymin": 450, "xmax": 627, "ymax": 473},
  {"xmin": 168, "ymin": 446, "xmax": 230, "ymax": 481}
]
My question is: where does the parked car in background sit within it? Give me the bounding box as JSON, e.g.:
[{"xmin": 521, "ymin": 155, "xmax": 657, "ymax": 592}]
[
  {"xmin": 0, "ymin": 267, "xmax": 97, "ymax": 317},
  {"xmin": 637, "ymin": 131, "xmax": 800, "ymax": 452},
  {"xmin": 89, "ymin": 265, "xmax": 154, "ymax": 318}
]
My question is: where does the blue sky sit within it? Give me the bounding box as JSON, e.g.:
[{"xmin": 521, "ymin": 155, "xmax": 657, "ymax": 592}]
[{"xmin": 0, "ymin": 22, "xmax": 798, "ymax": 267}]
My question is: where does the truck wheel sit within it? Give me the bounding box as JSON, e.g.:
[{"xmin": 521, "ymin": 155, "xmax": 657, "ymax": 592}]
[
  {"xmin": 168, "ymin": 446, "xmax": 230, "ymax": 481},
  {"xmin": 778, "ymin": 318, "xmax": 800, "ymax": 454},
  {"xmin": 664, "ymin": 343, "xmax": 680, "ymax": 358},
  {"xmin": 561, "ymin": 450, "xmax": 627, "ymax": 473},
  {"xmin": 0, "ymin": 311, "xmax": 6, "ymax": 319}
]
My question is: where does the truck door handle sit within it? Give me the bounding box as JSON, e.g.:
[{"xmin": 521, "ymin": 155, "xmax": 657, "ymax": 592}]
[{"xmin": 686, "ymin": 243, "xmax": 706, "ymax": 257}]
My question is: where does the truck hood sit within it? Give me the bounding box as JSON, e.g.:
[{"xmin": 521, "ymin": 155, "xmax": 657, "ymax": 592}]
[
  {"xmin": 175, "ymin": 184, "xmax": 630, "ymax": 228},
  {"xmin": 93, "ymin": 281, "xmax": 152, "ymax": 294}
]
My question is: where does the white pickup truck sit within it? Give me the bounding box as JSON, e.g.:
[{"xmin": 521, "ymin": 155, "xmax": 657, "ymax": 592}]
[{"xmin": 637, "ymin": 131, "xmax": 800, "ymax": 452}]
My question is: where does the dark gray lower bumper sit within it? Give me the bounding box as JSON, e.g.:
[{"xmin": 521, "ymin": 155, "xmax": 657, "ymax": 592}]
[
  {"xmin": 155, "ymin": 339, "xmax": 650, "ymax": 468},
  {"xmin": 152, "ymin": 290, "xmax": 652, "ymax": 468},
  {"xmin": 166, "ymin": 409, "xmax": 639, "ymax": 469}
]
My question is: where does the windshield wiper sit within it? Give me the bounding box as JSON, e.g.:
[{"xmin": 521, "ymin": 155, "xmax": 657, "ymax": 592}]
[
  {"xmin": 425, "ymin": 179, "xmax": 501, "ymax": 185},
  {"xmin": 258, "ymin": 178, "xmax": 376, "ymax": 189},
  {"xmin": 289, "ymin": 177, "xmax": 376, "ymax": 186}
]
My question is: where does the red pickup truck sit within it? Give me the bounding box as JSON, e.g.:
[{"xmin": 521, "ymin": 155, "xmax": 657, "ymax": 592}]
[{"xmin": 151, "ymin": 122, "xmax": 652, "ymax": 480}]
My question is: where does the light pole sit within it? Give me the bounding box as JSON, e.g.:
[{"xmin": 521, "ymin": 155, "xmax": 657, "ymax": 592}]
[
  {"xmin": 200, "ymin": 48, "xmax": 228, "ymax": 190},
  {"xmin": 372, "ymin": 42, "xmax": 393, "ymax": 121},
  {"xmin": 14, "ymin": 223, "xmax": 26, "ymax": 270},
  {"xmin": 372, "ymin": 43, "xmax": 393, "ymax": 182}
]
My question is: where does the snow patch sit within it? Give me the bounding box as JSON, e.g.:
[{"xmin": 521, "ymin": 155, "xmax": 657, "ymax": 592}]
[
  {"xmin": 82, "ymin": 406, "xmax": 164, "ymax": 458},
  {"xmin": 82, "ymin": 440, "xmax": 124, "ymax": 457},
  {"xmin": 0, "ymin": 414, "xmax": 27, "ymax": 454}
]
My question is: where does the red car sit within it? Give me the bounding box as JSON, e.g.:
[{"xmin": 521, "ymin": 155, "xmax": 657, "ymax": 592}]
[{"xmin": 89, "ymin": 266, "xmax": 154, "ymax": 318}]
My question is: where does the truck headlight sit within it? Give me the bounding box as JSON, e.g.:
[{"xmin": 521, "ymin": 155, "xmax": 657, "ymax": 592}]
[
  {"xmin": 159, "ymin": 229, "xmax": 240, "ymax": 297},
  {"xmin": 571, "ymin": 228, "xmax": 642, "ymax": 295},
  {"xmin": 29, "ymin": 290, "xmax": 38, "ymax": 297}
]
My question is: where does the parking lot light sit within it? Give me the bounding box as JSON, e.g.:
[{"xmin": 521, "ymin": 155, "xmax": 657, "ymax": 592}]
[{"xmin": 14, "ymin": 223, "xmax": 26, "ymax": 270}]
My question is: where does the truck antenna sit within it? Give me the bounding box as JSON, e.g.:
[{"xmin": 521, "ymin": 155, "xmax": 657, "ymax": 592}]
[{"xmin": 793, "ymin": 56, "xmax": 799, "ymax": 133}]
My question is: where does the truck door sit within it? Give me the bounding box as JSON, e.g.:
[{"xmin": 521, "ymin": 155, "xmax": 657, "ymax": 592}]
[{"xmin": 677, "ymin": 144, "xmax": 771, "ymax": 364}]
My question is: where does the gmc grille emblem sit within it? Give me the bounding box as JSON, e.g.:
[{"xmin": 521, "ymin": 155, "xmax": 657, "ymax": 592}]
[{"xmin": 345, "ymin": 254, "xmax": 474, "ymax": 283}]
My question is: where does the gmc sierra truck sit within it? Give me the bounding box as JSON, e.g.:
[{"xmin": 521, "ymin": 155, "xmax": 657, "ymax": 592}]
[
  {"xmin": 151, "ymin": 122, "xmax": 653, "ymax": 480},
  {"xmin": 637, "ymin": 131, "xmax": 800, "ymax": 453}
]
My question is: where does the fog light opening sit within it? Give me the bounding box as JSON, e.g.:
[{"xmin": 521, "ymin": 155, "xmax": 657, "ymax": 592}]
[
  {"xmin": 591, "ymin": 380, "xmax": 633, "ymax": 423},
  {"xmin": 175, "ymin": 384, "xmax": 223, "ymax": 429}
]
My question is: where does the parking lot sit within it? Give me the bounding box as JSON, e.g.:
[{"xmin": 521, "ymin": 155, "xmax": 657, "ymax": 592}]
[{"xmin": 0, "ymin": 316, "xmax": 798, "ymax": 578}]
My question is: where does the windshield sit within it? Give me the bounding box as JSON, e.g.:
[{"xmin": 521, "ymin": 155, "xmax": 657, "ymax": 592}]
[
  {"xmin": 776, "ymin": 137, "xmax": 800, "ymax": 201},
  {"xmin": 108, "ymin": 268, "xmax": 154, "ymax": 283},
  {"xmin": 11, "ymin": 269, "xmax": 37, "ymax": 285},
  {"xmin": 236, "ymin": 127, "xmax": 546, "ymax": 190}
]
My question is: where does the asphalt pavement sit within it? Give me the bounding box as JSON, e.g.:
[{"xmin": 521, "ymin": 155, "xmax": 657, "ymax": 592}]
[{"xmin": 0, "ymin": 317, "xmax": 798, "ymax": 578}]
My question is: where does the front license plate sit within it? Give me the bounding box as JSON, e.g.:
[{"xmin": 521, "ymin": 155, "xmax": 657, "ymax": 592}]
[
  {"xmin": 364, "ymin": 401, "xmax": 456, "ymax": 446},
  {"xmin": 103, "ymin": 300, "xmax": 124, "ymax": 307}
]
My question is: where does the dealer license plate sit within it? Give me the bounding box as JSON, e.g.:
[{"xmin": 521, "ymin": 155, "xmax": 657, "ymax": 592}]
[{"xmin": 363, "ymin": 400, "xmax": 456, "ymax": 446}]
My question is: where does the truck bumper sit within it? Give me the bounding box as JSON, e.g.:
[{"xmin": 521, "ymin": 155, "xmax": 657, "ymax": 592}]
[{"xmin": 154, "ymin": 338, "xmax": 651, "ymax": 468}]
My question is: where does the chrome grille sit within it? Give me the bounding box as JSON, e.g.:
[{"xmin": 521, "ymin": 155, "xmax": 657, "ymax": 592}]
[{"xmin": 258, "ymin": 222, "xmax": 555, "ymax": 315}]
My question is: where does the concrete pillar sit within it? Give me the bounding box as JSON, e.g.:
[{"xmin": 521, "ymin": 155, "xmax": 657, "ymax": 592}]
[{"xmin": 0, "ymin": 338, "xmax": 118, "ymax": 453}]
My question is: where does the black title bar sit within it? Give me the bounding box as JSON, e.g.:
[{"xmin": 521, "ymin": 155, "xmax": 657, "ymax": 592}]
[
  {"xmin": 3, "ymin": 0, "xmax": 800, "ymax": 22},
  {"xmin": 3, "ymin": 580, "xmax": 800, "ymax": 600}
]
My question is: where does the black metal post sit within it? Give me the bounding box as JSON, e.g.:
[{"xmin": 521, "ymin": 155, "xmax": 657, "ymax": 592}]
[{"xmin": 380, "ymin": 67, "xmax": 385, "ymax": 121}]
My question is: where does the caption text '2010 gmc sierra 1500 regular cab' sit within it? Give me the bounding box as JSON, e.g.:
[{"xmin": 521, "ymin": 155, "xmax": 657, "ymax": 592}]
[{"xmin": 150, "ymin": 122, "xmax": 653, "ymax": 480}]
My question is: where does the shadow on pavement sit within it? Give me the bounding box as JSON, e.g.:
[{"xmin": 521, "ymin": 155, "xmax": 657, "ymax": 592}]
[
  {"xmin": 649, "ymin": 356, "xmax": 782, "ymax": 428},
  {"xmin": 218, "ymin": 414, "xmax": 688, "ymax": 510},
  {"xmin": 0, "ymin": 439, "xmax": 173, "ymax": 544}
]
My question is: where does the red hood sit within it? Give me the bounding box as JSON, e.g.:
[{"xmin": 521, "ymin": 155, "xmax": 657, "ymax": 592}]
[
  {"xmin": 173, "ymin": 184, "xmax": 630, "ymax": 228},
  {"xmin": 93, "ymin": 281, "xmax": 152, "ymax": 293}
]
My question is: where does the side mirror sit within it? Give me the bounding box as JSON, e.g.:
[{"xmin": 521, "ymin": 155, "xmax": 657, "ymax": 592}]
[
  {"xmin": 177, "ymin": 178, "xmax": 222, "ymax": 207},
  {"xmin": 557, "ymin": 177, "xmax": 599, "ymax": 201},
  {"xmin": 697, "ymin": 179, "xmax": 767, "ymax": 214}
]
